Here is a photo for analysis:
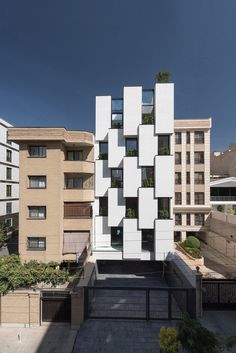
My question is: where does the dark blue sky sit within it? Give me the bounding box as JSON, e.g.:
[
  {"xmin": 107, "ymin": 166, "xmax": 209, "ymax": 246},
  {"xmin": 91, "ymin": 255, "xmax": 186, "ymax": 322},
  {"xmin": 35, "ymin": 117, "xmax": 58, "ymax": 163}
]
[{"xmin": 0, "ymin": 0, "xmax": 235, "ymax": 151}]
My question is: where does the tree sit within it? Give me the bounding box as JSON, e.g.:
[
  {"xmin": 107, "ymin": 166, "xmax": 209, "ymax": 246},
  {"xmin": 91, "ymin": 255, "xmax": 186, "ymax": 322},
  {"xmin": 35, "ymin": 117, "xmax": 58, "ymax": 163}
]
[
  {"xmin": 156, "ymin": 71, "xmax": 171, "ymax": 83},
  {"xmin": 0, "ymin": 222, "xmax": 10, "ymax": 247},
  {"xmin": 159, "ymin": 327, "xmax": 180, "ymax": 353}
]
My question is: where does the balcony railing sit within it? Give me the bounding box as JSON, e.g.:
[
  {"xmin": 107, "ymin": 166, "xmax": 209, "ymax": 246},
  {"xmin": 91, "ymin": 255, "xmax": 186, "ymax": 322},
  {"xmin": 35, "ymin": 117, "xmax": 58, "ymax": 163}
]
[{"xmin": 211, "ymin": 196, "xmax": 236, "ymax": 201}]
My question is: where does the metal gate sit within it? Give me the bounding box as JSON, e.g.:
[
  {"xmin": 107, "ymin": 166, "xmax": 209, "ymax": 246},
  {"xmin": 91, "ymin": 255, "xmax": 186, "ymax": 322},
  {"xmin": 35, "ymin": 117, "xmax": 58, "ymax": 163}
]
[
  {"xmin": 84, "ymin": 286, "xmax": 196, "ymax": 320},
  {"xmin": 41, "ymin": 291, "xmax": 71, "ymax": 323},
  {"xmin": 203, "ymin": 279, "xmax": 236, "ymax": 310}
]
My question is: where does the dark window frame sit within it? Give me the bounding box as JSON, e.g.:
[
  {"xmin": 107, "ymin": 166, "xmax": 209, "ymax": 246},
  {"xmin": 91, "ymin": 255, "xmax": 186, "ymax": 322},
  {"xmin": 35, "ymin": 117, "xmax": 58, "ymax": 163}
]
[
  {"xmin": 28, "ymin": 176, "xmax": 47, "ymax": 189},
  {"xmin": 126, "ymin": 138, "xmax": 138, "ymax": 157},
  {"xmin": 28, "ymin": 206, "xmax": 46, "ymax": 219},
  {"xmin": 111, "ymin": 168, "xmax": 123, "ymax": 188},
  {"xmin": 27, "ymin": 237, "xmax": 46, "ymax": 251},
  {"xmin": 28, "ymin": 146, "xmax": 47, "ymax": 158}
]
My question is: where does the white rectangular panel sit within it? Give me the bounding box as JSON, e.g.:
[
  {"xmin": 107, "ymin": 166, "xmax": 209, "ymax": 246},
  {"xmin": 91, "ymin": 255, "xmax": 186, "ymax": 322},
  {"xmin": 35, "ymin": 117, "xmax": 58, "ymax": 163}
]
[
  {"xmin": 138, "ymin": 125, "xmax": 157, "ymax": 166},
  {"xmin": 123, "ymin": 157, "xmax": 141, "ymax": 197},
  {"xmin": 155, "ymin": 155, "xmax": 174, "ymax": 198},
  {"xmin": 108, "ymin": 129, "xmax": 125, "ymax": 168},
  {"xmin": 138, "ymin": 188, "xmax": 157, "ymax": 229},
  {"xmin": 155, "ymin": 83, "xmax": 174, "ymax": 134},
  {"xmin": 95, "ymin": 160, "xmax": 110, "ymax": 197},
  {"xmin": 108, "ymin": 188, "xmax": 125, "ymax": 227},
  {"xmin": 123, "ymin": 218, "xmax": 141, "ymax": 259},
  {"xmin": 155, "ymin": 219, "xmax": 174, "ymax": 260},
  {"xmin": 123, "ymin": 86, "xmax": 142, "ymax": 136},
  {"xmin": 96, "ymin": 96, "xmax": 111, "ymax": 141}
]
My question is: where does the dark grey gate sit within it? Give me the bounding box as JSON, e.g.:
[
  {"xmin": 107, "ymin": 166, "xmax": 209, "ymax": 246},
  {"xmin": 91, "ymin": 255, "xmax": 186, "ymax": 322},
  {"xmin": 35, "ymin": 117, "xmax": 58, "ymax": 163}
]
[
  {"xmin": 41, "ymin": 291, "xmax": 71, "ymax": 323},
  {"xmin": 203, "ymin": 279, "xmax": 236, "ymax": 310}
]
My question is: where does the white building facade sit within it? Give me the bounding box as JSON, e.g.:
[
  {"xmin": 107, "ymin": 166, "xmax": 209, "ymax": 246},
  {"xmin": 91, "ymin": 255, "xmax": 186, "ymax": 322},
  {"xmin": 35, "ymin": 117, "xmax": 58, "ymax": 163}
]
[
  {"xmin": 94, "ymin": 83, "xmax": 174, "ymax": 261},
  {"xmin": 0, "ymin": 119, "xmax": 19, "ymax": 228}
]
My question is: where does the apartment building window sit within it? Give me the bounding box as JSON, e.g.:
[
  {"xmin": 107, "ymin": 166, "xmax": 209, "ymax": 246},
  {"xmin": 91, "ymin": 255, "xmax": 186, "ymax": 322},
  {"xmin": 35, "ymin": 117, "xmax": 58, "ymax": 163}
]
[
  {"xmin": 175, "ymin": 152, "xmax": 181, "ymax": 165},
  {"xmin": 6, "ymin": 185, "xmax": 12, "ymax": 197},
  {"xmin": 186, "ymin": 172, "xmax": 190, "ymax": 184},
  {"xmin": 142, "ymin": 90, "xmax": 154, "ymax": 124},
  {"xmin": 175, "ymin": 172, "xmax": 181, "ymax": 185},
  {"xmin": 142, "ymin": 167, "xmax": 154, "ymax": 187},
  {"xmin": 175, "ymin": 132, "xmax": 181, "ymax": 144},
  {"xmin": 67, "ymin": 150, "xmax": 83, "ymax": 161},
  {"xmin": 158, "ymin": 198, "xmax": 170, "ymax": 219},
  {"xmin": 111, "ymin": 227, "xmax": 123, "ymax": 248},
  {"xmin": 186, "ymin": 132, "xmax": 190, "ymax": 144},
  {"xmin": 158, "ymin": 135, "xmax": 170, "ymax": 155},
  {"xmin": 195, "ymin": 214, "xmax": 204, "ymax": 226},
  {"xmin": 186, "ymin": 192, "xmax": 191, "ymax": 205},
  {"xmin": 126, "ymin": 138, "xmax": 138, "ymax": 156},
  {"xmin": 6, "ymin": 167, "xmax": 12, "ymax": 180},
  {"xmin": 29, "ymin": 176, "xmax": 46, "ymax": 189},
  {"xmin": 6, "ymin": 149, "xmax": 12, "ymax": 162},
  {"xmin": 112, "ymin": 98, "xmax": 123, "ymax": 112},
  {"xmin": 29, "ymin": 146, "xmax": 46, "ymax": 158},
  {"xmin": 99, "ymin": 197, "xmax": 108, "ymax": 216},
  {"xmin": 187, "ymin": 214, "xmax": 191, "ymax": 225},
  {"xmin": 65, "ymin": 175, "xmax": 83, "ymax": 189},
  {"xmin": 186, "ymin": 152, "xmax": 190, "ymax": 164},
  {"xmin": 28, "ymin": 206, "xmax": 46, "ymax": 219},
  {"xmin": 194, "ymin": 152, "xmax": 204, "ymax": 164},
  {"xmin": 27, "ymin": 237, "xmax": 46, "ymax": 250},
  {"xmin": 64, "ymin": 203, "xmax": 92, "ymax": 218},
  {"xmin": 194, "ymin": 172, "xmax": 204, "ymax": 184},
  {"xmin": 6, "ymin": 202, "xmax": 12, "ymax": 214},
  {"xmin": 99, "ymin": 142, "xmax": 108, "ymax": 160},
  {"xmin": 175, "ymin": 192, "xmax": 182, "ymax": 205},
  {"xmin": 142, "ymin": 230, "xmax": 154, "ymax": 251},
  {"xmin": 112, "ymin": 99, "xmax": 123, "ymax": 129},
  {"xmin": 5, "ymin": 218, "xmax": 12, "ymax": 227},
  {"xmin": 111, "ymin": 169, "xmax": 123, "ymax": 188},
  {"xmin": 175, "ymin": 213, "xmax": 182, "ymax": 225},
  {"xmin": 194, "ymin": 131, "xmax": 204, "ymax": 144},
  {"xmin": 126, "ymin": 198, "xmax": 138, "ymax": 218},
  {"xmin": 195, "ymin": 192, "xmax": 205, "ymax": 205},
  {"xmin": 6, "ymin": 131, "xmax": 12, "ymax": 145}
]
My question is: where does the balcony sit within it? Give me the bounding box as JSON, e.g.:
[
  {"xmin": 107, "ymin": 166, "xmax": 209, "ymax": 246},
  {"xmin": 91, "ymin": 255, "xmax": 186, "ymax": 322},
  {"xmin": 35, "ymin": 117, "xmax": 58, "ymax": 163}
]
[
  {"xmin": 211, "ymin": 196, "xmax": 236, "ymax": 202},
  {"xmin": 64, "ymin": 203, "xmax": 92, "ymax": 218},
  {"xmin": 63, "ymin": 160, "xmax": 94, "ymax": 174}
]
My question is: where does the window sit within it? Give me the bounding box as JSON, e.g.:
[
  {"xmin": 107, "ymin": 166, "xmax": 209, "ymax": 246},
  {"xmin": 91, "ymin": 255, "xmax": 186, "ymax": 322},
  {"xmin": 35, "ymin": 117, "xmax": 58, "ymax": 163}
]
[
  {"xmin": 126, "ymin": 138, "xmax": 138, "ymax": 156},
  {"xmin": 186, "ymin": 172, "xmax": 190, "ymax": 184},
  {"xmin": 67, "ymin": 150, "xmax": 83, "ymax": 161},
  {"xmin": 99, "ymin": 142, "xmax": 108, "ymax": 160},
  {"xmin": 111, "ymin": 227, "xmax": 123, "ymax": 248},
  {"xmin": 142, "ymin": 90, "xmax": 154, "ymax": 124},
  {"xmin": 175, "ymin": 192, "xmax": 182, "ymax": 205},
  {"xmin": 187, "ymin": 214, "xmax": 191, "ymax": 226},
  {"xmin": 195, "ymin": 214, "xmax": 204, "ymax": 226},
  {"xmin": 175, "ymin": 172, "xmax": 181, "ymax": 185},
  {"xmin": 6, "ymin": 167, "xmax": 12, "ymax": 180},
  {"xmin": 194, "ymin": 172, "xmax": 204, "ymax": 184},
  {"xmin": 29, "ymin": 176, "xmax": 46, "ymax": 189},
  {"xmin": 194, "ymin": 192, "xmax": 205, "ymax": 205},
  {"xmin": 6, "ymin": 202, "xmax": 12, "ymax": 214},
  {"xmin": 186, "ymin": 152, "xmax": 190, "ymax": 164},
  {"xmin": 111, "ymin": 169, "xmax": 123, "ymax": 188},
  {"xmin": 194, "ymin": 152, "xmax": 204, "ymax": 164},
  {"xmin": 28, "ymin": 206, "xmax": 46, "ymax": 219},
  {"xmin": 112, "ymin": 99, "xmax": 123, "ymax": 129},
  {"xmin": 65, "ymin": 175, "xmax": 83, "ymax": 189},
  {"xmin": 112, "ymin": 99, "xmax": 123, "ymax": 112},
  {"xmin": 142, "ymin": 230, "xmax": 154, "ymax": 251},
  {"xmin": 99, "ymin": 197, "xmax": 108, "ymax": 216},
  {"xmin": 6, "ymin": 149, "xmax": 12, "ymax": 162},
  {"xmin": 186, "ymin": 192, "xmax": 191, "ymax": 205},
  {"xmin": 158, "ymin": 135, "xmax": 170, "ymax": 155},
  {"xmin": 29, "ymin": 146, "xmax": 46, "ymax": 158},
  {"xmin": 64, "ymin": 203, "xmax": 92, "ymax": 218},
  {"xmin": 175, "ymin": 132, "xmax": 181, "ymax": 144},
  {"xmin": 5, "ymin": 218, "xmax": 12, "ymax": 227},
  {"xmin": 142, "ymin": 167, "xmax": 154, "ymax": 187},
  {"xmin": 158, "ymin": 198, "xmax": 170, "ymax": 219},
  {"xmin": 186, "ymin": 132, "xmax": 190, "ymax": 144},
  {"xmin": 175, "ymin": 213, "xmax": 182, "ymax": 226},
  {"xmin": 6, "ymin": 185, "xmax": 12, "ymax": 197},
  {"xmin": 194, "ymin": 131, "xmax": 204, "ymax": 144},
  {"xmin": 175, "ymin": 152, "xmax": 181, "ymax": 164},
  {"xmin": 27, "ymin": 237, "xmax": 46, "ymax": 250},
  {"xmin": 6, "ymin": 131, "xmax": 12, "ymax": 145},
  {"xmin": 126, "ymin": 198, "xmax": 138, "ymax": 218}
]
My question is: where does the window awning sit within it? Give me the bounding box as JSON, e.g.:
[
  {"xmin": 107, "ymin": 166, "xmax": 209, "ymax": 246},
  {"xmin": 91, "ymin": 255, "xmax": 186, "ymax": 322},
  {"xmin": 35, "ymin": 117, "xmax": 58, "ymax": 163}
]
[{"xmin": 63, "ymin": 232, "xmax": 89, "ymax": 254}]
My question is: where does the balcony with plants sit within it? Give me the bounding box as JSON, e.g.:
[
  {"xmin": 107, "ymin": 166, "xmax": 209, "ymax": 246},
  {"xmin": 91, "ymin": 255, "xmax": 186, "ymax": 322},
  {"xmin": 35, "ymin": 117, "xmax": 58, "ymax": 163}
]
[
  {"xmin": 126, "ymin": 138, "xmax": 138, "ymax": 157},
  {"xmin": 142, "ymin": 167, "xmax": 154, "ymax": 188},
  {"xmin": 111, "ymin": 98, "xmax": 123, "ymax": 129},
  {"xmin": 111, "ymin": 169, "xmax": 123, "ymax": 188},
  {"xmin": 158, "ymin": 198, "xmax": 171, "ymax": 220},
  {"xmin": 125, "ymin": 198, "xmax": 138, "ymax": 218},
  {"xmin": 142, "ymin": 89, "xmax": 154, "ymax": 125}
]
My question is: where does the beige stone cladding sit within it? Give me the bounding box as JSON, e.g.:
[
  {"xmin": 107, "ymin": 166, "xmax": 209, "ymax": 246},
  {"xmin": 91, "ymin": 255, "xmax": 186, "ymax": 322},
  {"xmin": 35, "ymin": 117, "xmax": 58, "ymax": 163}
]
[
  {"xmin": 8, "ymin": 128, "xmax": 94, "ymax": 263},
  {"xmin": 174, "ymin": 119, "xmax": 212, "ymax": 241}
]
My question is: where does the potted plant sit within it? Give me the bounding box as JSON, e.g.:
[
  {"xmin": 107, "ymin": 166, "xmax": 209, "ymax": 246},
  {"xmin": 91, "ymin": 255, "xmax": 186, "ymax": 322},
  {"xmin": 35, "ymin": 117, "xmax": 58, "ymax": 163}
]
[
  {"xmin": 142, "ymin": 115, "xmax": 154, "ymax": 125},
  {"xmin": 156, "ymin": 71, "xmax": 171, "ymax": 83},
  {"xmin": 142, "ymin": 178, "xmax": 154, "ymax": 187},
  {"xmin": 159, "ymin": 209, "xmax": 169, "ymax": 219},
  {"xmin": 159, "ymin": 146, "xmax": 170, "ymax": 155},
  {"xmin": 126, "ymin": 208, "xmax": 136, "ymax": 218},
  {"xmin": 99, "ymin": 207, "xmax": 108, "ymax": 216},
  {"xmin": 127, "ymin": 149, "xmax": 137, "ymax": 157},
  {"xmin": 99, "ymin": 153, "xmax": 108, "ymax": 160}
]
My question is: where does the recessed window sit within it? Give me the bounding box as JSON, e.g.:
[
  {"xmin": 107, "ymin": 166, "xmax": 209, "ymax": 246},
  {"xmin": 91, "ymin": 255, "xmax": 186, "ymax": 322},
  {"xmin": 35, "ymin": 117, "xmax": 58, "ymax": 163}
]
[
  {"xmin": 142, "ymin": 230, "xmax": 154, "ymax": 252},
  {"xmin": 99, "ymin": 197, "xmax": 108, "ymax": 216},
  {"xmin": 186, "ymin": 132, "xmax": 190, "ymax": 144},
  {"xmin": 158, "ymin": 135, "xmax": 170, "ymax": 155},
  {"xmin": 111, "ymin": 169, "xmax": 123, "ymax": 188},
  {"xmin": 194, "ymin": 152, "xmax": 204, "ymax": 164},
  {"xmin": 194, "ymin": 172, "xmax": 204, "ymax": 184},
  {"xmin": 175, "ymin": 213, "xmax": 182, "ymax": 226},
  {"xmin": 175, "ymin": 192, "xmax": 182, "ymax": 205},
  {"xmin": 175, "ymin": 152, "xmax": 181, "ymax": 164},
  {"xmin": 6, "ymin": 149, "xmax": 12, "ymax": 162},
  {"xmin": 142, "ymin": 90, "xmax": 154, "ymax": 124},
  {"xmin": 28, "ymin": 206, "xmax": 46, "ymax": 219},
  {"xmin": 65, "ymin": 175, "xmax": 83, "ymax": 189},
  {"xmin": 99, "ymin": 142, "xmax": 108, "ymax": 160},
  {"xmin": 6, "ymin": 185, "xmax": 12, "ymax": 197},
  {"xmin": 6, "ymin": 202, "xmax": 12, "ymax": 214},
  {"xmin": 29, "ymin": 176, "xmax": 46, "ymax": 189},
  {"xmin": 126, "ymin": 138, "xmax": 138, "ymax": 157},
  {"xmin": 194, "ymin": 131, "xmax": 204, "ymax": 144},
  {"xmin": 5, "ymin": 218, "xmax": 12, "ymax": 227},
  {"xmin": 175, "ymin": 172, "xmax": 181, "ymax": 185},
  {"xmin": 126, "ymin": 197, "xmax": 138, "ymax": 218},
  {"xmin": 142, "ymin": 167, "xmax": 154, "ymax": 187},
  {"xmin": 64, "ymin": 202, "xmax": 92, "ymax": 218},
  {"xmin": 186, "ymin": 172, "xmax": 190, "ymax": 184},
  {"xmin": 187, "ymin": 214, "xmax": 191, "ymax": 225},
  {"xmin": 27, "ymin": 237, "xmax": 46, "ymax": 250},
  {"xmin": 186, "ymin": 192, "xmax": 191, "ymax": 205},
  {"xmin": 29, "ymin": 146, "xmax": 46, "ymax": 158},
  {"xmin": 158, "ymin": 198, "xmax": 170, "ymax": 219},
  {"xmin": 6, "ymin": 131, "xmax": 12, "ymax": 145},
  {"xmin": 6, "ymin": 167, "xmax": 12, "ymax": 180},
  {"xmin": 112, "ymin": 99, "xmax": 123, "ymax": 112},
  {"xmin": 67, "ymin": 150, "xmax": 83, "ymax": 161},
  {"xmin": 195, "ymin": 214, "xmax": 204, "ymax": 226},
  {"xmin": 111, "ymin": 227, "xmax": 123, "ymax": 248},
  {"xmin": 175, "ymin": 132, "xmax": 181, "ymax": 144},
  {"xmin": 111, "ymin": 114, "xmax": 123, "ymax": 129},
  {"xmin": 186, "ymin": 152, "xmax": 190, "ymax": 164},
  {"xmin": 195, "ymin": 192, "xmax": 205, "ymax": 205}
]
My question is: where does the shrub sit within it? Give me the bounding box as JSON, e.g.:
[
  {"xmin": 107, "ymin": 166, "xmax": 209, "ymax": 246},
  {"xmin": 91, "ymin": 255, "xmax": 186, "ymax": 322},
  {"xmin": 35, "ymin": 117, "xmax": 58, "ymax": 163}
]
[
  {"xmin": 183, "ymin": 236, "xmax": 200, "ymax": 249},
  {"xmin": 142, "ymin": 115, "xmax": 154, "ymax": 125},
  {"xmin": 159, "ymin": 209, "xmax": 169, "ymax": 219},
  {"xmin": 217, "ymin": 204, "xmax": 224, "ymax": 213},
  {"xmin": 126, "ymin": 208, "xmax": 136, "ymax": 218},
  {"xmin": 156, "ymin": 71, "xmax": 171, "ymax": 83},
  {"xmin": 160, "ymin": 326, "xmax": 180, "ymax": 353}
]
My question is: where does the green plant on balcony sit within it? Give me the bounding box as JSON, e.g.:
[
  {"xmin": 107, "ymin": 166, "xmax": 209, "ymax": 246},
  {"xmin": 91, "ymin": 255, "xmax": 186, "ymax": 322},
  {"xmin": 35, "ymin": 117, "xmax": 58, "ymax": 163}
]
[
  {"xmin": 126, "ymin": 149, "xmax": 137, "ymax": 157},
  {"xmin": 142, "ymin": 178, "xmax": 154, "ymax": 187},
  {"xmin": 159, "ymin": 209, "xmax": 169, "ymax": 219},
  {"xmin": 126, "ymin": 208, "xmax": 136, "ymax": 218},
  {"xmin": 142, "ymin": 115, "xmax": 154, "ymax": 125},
  {"xmin": 156, "ymin": 71, "xmax": 171, "ymax": 83},
  {"xmin": 111, "ymin": 121, "xmax": 122, "ymax": 129},
  {"xmin": 111, "ymin": 179, "xmax": 122, "ymax": 188},
  {"xmin": 99, "ymin": 153, "xmax": 108, "ymax": 160},
  {"xmin": 217, "ymin": 204, "xmax": 224, "ymax": 213},
  {"xmin": 99, "ymin": 207, "xmax": 108, "ymax": 216},
  {"xmin": 179, "ymin": 236, "xmax": 201, "ymax": 259},
  {"xmin": 159, "ymin": 146, "xmax": 170, "ymax": 155}
]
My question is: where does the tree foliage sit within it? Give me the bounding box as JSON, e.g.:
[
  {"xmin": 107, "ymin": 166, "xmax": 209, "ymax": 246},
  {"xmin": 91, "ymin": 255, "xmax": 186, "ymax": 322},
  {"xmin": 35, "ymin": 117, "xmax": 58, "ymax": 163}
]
[
  {"xmin": 156, "ymin": 71, "xmax": 171, "ymax": 83},
  {"xmin": 160, "ymin": 326, "xmax": 180, "ymax": 353},
  {"xmin": 0, "ymin": 222, "xmax": 12, "ymax": 247},
  {"xmin": 0, "ymin": 255, "xmax": 69, "ymax": 295}
]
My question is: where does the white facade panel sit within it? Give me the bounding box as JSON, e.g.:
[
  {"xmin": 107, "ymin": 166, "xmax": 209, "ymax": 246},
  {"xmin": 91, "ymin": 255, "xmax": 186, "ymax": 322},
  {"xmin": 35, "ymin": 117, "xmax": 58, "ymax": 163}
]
[
  {"xmin": 95, "ymin": 96, "xmax": 111, "ymax": 141},
  {"xmin": 123, "ymin": 218, "xmax": 141, "ymax": 259},
  {"xmin": 123, "ymin": 157, "xmax": 141, "ymax": 197},
  {"xmin": 108, "ymin": 188, "xmax": 125, "ymax": 227},
  {"xmin": 138, "ymin": 188, "xmax": 157, "ymax": 229},
  {"xmin": 155, "ymin": 155, "xmax": 174, "ymax": 198},
  {"xmin": 94, "ymin": 216, "xmax": 110, "ymax": 248},
  {"xmin": 155, "ymin": 83, "xmax": 174, "ymax": 134},
  {"xmin": 95, "ymin": 160, "xmax": 110, "ymax": 197},
  {"xmin": 108, "ymin": 129, "xmax": 125, "ymax": 168},
  {"xmin": 155, "ymin": 219, "xmax": 174, "ymax": 260},
  {"xmin": 138, "ymin": 125, "xmax": 157, "ymax": 166},
  {"xmin": 123, "ymin": 86, "xmax": 142, "ymax": 136}
]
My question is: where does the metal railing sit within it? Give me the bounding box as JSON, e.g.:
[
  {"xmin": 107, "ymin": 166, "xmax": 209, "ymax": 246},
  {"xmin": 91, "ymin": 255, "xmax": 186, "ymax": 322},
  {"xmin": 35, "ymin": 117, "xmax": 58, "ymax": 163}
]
[{"xmin": 211, "ymin": 196, "xmax": 236, "ymax": 201}]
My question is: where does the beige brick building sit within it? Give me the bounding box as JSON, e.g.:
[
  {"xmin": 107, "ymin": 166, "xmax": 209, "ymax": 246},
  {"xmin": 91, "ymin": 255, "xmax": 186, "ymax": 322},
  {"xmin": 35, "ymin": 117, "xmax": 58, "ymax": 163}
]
[
  {"xmin": 174, "ymin": 119, "xmax": 212, "ymax": 241},
  {"xmin": 8, "ymin": 128, "xmax": 94, "ymax": 263}
]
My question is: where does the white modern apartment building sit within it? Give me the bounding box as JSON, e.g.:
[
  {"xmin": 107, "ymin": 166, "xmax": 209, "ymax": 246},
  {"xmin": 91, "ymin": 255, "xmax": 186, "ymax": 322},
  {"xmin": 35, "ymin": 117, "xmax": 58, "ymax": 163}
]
[
  {"xmin": 0, "ymin": 118, "xmax": 19, "ymax": 228},
  {"xmin": 94, "ymin": 83, "xmax": 174, "ymax": 261}
]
